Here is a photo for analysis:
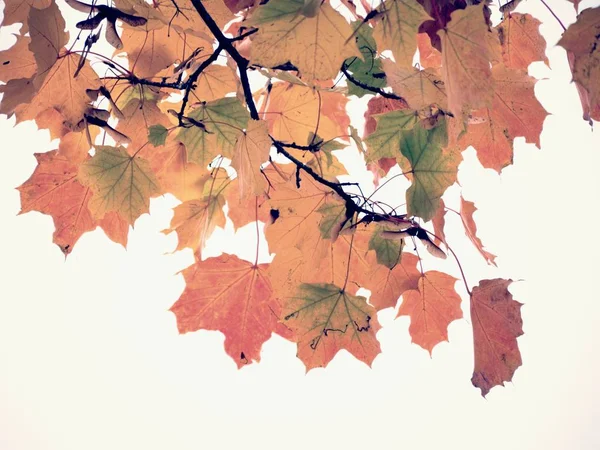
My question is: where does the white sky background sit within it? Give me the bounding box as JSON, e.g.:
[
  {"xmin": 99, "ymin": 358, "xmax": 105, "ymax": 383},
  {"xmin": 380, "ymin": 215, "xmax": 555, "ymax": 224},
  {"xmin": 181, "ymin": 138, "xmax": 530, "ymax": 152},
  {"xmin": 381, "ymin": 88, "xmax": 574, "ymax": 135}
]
[{"xmin": 1, "ymin": 1, "xmax": 600, "ymax": 449}]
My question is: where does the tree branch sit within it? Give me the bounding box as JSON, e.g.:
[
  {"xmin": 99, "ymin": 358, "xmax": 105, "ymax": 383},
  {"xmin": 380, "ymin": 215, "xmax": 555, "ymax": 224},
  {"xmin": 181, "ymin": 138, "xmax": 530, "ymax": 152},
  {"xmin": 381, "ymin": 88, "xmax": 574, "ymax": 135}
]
[
  {"xmin": 177, "ymin": 46, "xmax": 223, "ymax": 124},
  {"xmin": 190, "ymin": 0, "xmax": 259, "ymax": 120},
  {"xmin": 341, "ymin": 64, "xmax": 406, "ymax": 101}
]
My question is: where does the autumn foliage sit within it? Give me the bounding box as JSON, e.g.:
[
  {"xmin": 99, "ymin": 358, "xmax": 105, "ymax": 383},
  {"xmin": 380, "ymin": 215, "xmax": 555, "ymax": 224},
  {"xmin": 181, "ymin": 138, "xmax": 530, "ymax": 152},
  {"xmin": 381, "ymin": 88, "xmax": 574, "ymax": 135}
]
[{"xmin": 0, "ymin": 0, "xmax": 596, "ymax": 396}]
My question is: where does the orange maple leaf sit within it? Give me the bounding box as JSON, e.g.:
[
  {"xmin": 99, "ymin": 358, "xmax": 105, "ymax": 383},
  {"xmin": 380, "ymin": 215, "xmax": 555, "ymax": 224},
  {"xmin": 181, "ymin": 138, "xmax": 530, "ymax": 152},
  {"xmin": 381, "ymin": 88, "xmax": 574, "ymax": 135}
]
[{"xmin": 170, "ymin": 254, "xmax": 285, "ymax": 367}]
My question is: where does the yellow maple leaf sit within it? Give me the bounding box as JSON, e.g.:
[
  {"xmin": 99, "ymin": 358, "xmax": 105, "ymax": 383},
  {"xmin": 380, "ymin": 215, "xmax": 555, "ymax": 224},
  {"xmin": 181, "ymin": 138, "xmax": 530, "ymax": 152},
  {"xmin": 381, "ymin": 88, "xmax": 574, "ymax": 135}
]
[{"xmin": 249, "ymin": 0, "xmax": 360, "ymax": 81}]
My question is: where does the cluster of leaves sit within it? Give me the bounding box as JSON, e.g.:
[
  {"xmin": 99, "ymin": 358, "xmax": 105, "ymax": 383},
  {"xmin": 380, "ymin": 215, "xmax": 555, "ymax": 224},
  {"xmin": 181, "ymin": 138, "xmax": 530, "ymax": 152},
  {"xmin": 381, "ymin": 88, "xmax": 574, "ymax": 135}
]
[{"xmin": 0, "ymin": 0, "xmax": 596, "ymax": 396}]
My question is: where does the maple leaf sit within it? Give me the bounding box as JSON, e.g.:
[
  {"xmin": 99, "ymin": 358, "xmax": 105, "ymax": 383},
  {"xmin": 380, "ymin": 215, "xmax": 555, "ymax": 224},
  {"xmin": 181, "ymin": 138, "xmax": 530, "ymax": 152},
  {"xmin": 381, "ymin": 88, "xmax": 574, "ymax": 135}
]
[
  {"xmin": 470, "ymin": 279, "xmax": 523, "ymax": 397},
  {"xmin": 459, "ymin": 197, "xmax": 496, "ymax": 266},
  {"xmin": 437, "ymin": 3, "xmax": 495, "ymax": 116},
  {"xmin": 417, "ymin": 32, "xmax": 442, "ymax": 69},
  {"xmin": 364, "ymin": 109, "xmax": 419, "ymax": 163},
  {"xmin": 398, "ymin": 118, "xmax": 461, "ymax": 221},
  {"xmin": 368, "ymin": 223, "xmax": 405, "ymax": 270},
  {"xmin": 398, "ymin": 271, "xmax": 462, "ymax": 354},
  {"xmin": 230, "ymin": 119, "xmax": 271, "ymax": 198},
  {"xmin": 383, "ymin": 59, "xmax": 447, "ymax": 111},
  {"xmin": 147, "ymin": 138, "xmax": 208, "ymax": 202},
  {"xmin": 454, "ymin": 64, "xmax": 547, "ymax": 172},
  {"xmin": 170, "ymin": 254, "xmax": 284, "ymax": 367},
  {"xmin": 558, "ymin": 7, "xmax": 600, "ymax": 124},
  {"xmin": 263, "ymin": 162, "xmax": 334, "ymax": 254},
  {"xmin": 315, "ymin": 194, "xmax": 353, "ymax": 242},
  {"xmin": 78, "ymin": 146, "xmax": 161, "ymax": 224},
  {"xmin": 163, "ymin": 168, "xmax": 229, "ymax": 253},
  {"xmin": 0, "ymin": 36, "xmax": 37, "ymax": 82},
  {"xmin": 344, "ymin": 22, "xmax": 386, "ymax": 98},
  {"xmin": 249, "ymin": 0, "xmax": 361, "ymax": 81},
  {"xmin": 17, "ymin": 149, "xmax": 96, "ymax": 255},
  {"xmin": 116, "ymin": 97, "xmax": 171, "ymax": 153},
  {"xmin": 281, "ymin": 283, "xmax": 381, "ymax": 369},
  {"xmin": 178, "ymin": 97, "xmax": 250, "ymax": 166},
  {"xmin": 30, "ymin": 0, "xmax": 69, "ymax": 62},
  {"xmin": 118, "ymin": 25, "xmax": 212, "ymax": 78},
  {"xmin": 496, "ymin": 13, "xmax": 548, "ymax": 71},
  {"xmin": 192, "ymin": 65, "xmax": 238, "ymax": 102},
  {"xmin": 262, "ymin": 82, "xmax": 350, "ymax": 146},
  {"xmin": 17, "ymin": 132, "xmax": 131, "ymax": 254},
  {"xmin": 363, "ymin": 96, "xmax": 407, "ymax": 182},
  {"xmin": 225, "ymin": 189, "xmax": 270, "ymax": 231},
  {"xmin": 11, "ymin": 53, "xmax": 100, "ymax": 129},
  {"xmin": 373, "ymin": 0, "xmax": 432, "ymax": 67},
  {"xmin": 0, "ymin": 0, "xmax": 51, "ymax": 31},
  {"xmin": 365, "ymin": 250, "xmax": 421, "ymax": 311}
]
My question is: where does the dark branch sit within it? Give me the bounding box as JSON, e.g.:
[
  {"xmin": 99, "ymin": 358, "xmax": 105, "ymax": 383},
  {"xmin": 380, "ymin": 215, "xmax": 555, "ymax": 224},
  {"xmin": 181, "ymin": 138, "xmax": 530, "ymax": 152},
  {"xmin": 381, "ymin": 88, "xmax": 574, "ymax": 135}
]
[
  {"xmin": 341, "ymin": 64, "xmax": 405, "ymax": 101},
  {"xmin": 177, "ymin": 46, "xmax": 223, "ymax": 125},
  {"xmin": 190, "ymin": 0, "xmax": 259, "ymax": 119}
]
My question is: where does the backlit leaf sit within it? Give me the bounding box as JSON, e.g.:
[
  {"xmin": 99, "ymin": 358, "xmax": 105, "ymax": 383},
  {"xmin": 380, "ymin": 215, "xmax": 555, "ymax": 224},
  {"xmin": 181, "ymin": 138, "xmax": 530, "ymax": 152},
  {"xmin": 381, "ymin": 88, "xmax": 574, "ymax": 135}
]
[
  {"xmin": 148, "ymin": 124, "xmax": 169, "ymax": 147},
  {"xmin": 398, "ymin": 118, "xmax": 461, "ymax": 221},
  {"xmin": 373, "ymin": 0, "xmax": 431, "ymax": 67},
  {"xmin": 249, "ymin": 0, "xmax": 361, "ymax": 81},
  {"xmin": 231, "ymin": 119, "xmax": 271, "ymax": 198},
  {"xmin": 78, "ymin": 145, "xmax": 161, "ymax": 224},
  {"xmin": 171, "ymin": 254, "xmax": 284, "ymax": 367},
  {"xmin": 398, "ymin": 271, "xmax": 462, "ymax": 354},
  {"xmin": 282, "ymin": 283, "xmax": 381, "ymax": 369},
  {"xmin": 438, "ymin": 4, "xmax": 495, "ymax": 116},
  {"xmin": 496, "ymin": 13, "xmax": 548, "ymax": 71},
  {"xmin": 178, "ymin": 97, "xmax": 250, "ymax": 166},
  {"xmin": 163, "ymin": 168, "xmax": 229, "ymax": 253}
]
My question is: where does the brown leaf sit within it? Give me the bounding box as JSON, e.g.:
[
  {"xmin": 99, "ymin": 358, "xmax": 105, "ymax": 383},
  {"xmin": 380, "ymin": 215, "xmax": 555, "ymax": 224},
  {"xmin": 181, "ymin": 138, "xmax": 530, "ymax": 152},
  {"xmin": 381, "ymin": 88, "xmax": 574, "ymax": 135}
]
[
  {"xmin": 28, "ymin": 0, "xmax": 68, "ymax": 75},
  {"xmin": 417, "ymin": 32, "xmax": 442, "ymax": 69},
  {"xmin": 147, "ymin": 139, "xmax": 208, "ymax": 202},
  {"xmin": 471, "ymin": 279, "xmax": 523, "ymax": 397},
  {"xmin": 558, "ymin": 7, "xmax": 600, "ymax": 123}
]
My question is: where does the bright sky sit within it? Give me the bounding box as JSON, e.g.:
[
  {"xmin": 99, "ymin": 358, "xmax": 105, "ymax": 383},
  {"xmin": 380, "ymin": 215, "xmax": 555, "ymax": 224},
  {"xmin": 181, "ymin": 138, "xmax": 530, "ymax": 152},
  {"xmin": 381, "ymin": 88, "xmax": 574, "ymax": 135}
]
[{"xmin": 1, "ymin": 1, "xmax": 600, "ymax": 449}]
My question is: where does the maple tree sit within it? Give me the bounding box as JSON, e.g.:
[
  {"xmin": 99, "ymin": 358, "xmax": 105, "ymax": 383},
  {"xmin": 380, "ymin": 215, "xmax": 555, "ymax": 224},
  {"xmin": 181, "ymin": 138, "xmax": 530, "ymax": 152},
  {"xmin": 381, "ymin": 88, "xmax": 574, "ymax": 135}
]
[{"xmin": 0, "ymin": 0, "xmax": 596, "ymax": 397}]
